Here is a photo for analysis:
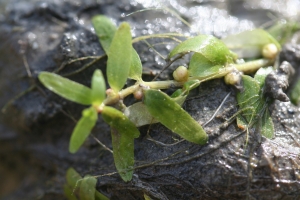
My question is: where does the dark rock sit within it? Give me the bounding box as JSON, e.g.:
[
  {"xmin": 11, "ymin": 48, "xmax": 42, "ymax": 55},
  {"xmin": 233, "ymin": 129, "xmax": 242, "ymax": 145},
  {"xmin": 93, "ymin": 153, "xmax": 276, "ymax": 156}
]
[{"xmin": 1, "ymin": 1, "xmax": 300, "ymax": 200}]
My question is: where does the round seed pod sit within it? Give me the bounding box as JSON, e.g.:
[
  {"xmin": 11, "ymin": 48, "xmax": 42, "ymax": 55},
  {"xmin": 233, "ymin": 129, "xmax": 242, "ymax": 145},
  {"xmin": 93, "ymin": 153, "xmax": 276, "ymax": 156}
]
[
  {"xmin": 173, "ymin": 66, "xmax": 188, "ymax": 82},
  {"xmin": 262, "ymin": 43, "xmax": 278, "ymax": 59},
  {"xmin": 133, "ymin": 89, "xmax": 143, "ymax": 100},
  {"xmin": 224, "ymin": 69, "xmax": 243, "ymax": 91}
]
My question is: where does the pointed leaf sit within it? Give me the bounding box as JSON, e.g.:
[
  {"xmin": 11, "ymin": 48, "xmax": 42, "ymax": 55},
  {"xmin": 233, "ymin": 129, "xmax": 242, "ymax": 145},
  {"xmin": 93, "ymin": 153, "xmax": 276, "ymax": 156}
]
[
  {"xmin": 267, "ymin": 20, "xmax": 300, "ymax": 45},
  {"xmin": 169, "ymin": 35, "xmax": 236, "ymax": 65},
  {"xmin": 39, "ymin": 72, "xmax": 92, "ymax": 105},
  {"xmin": 91, "ymin": 69, "xmax": 106, "ymax": 106},
  {"xmin": 222, "ymin": 29, "xmax": 280, "ymax": 58},
  {"xmin": 63, "ymin": 184, "xmax": 78, "ymax": 200},
  {"xmin": 144, "ymin": 89, "xmax": 208, "ymax": 144},
  {"xmin": 290, "ymin": 79, "xmax": 300, "ymax": 105},
  {"xmin": 92, "ymin": 15, "xmax": 117, "ymax": 54},
  {"xmin": 237, "ymin": 75, "xmax": 262, "ymax": 124},
  {"xmin": 64, "ymin": 168, "xmax": 82, "ymax": 200},
  {"xmin": 129, "ymin": 48, "xmax": 142, "ymax": 81},
  {"xmin": 107, "ymin": 22, "xmax": 132, "ymax": 92},
  {"xmin": 69, "ymin": 107, "xmax": 98, "ymax": 153},
  {"xmin": 95, "ymin": 191, "xmax": 109, "ymax": 200},
  {"xmin": 254, "ymin": 66, "xmax": 274, "ymax": 88},
  {"xmin": 260, "ymin": 109, "xmax": 274, "ymax": 139},
  {"xmin": 124, "ymin": 102, "xmax": 158, "ymax": 127},
  {"xmin": 102, "ymin": 106, "xmax": 140, "ymax": 181},
  {"xmin": 79, "ymin": 175, "xmax": 97, "ymax": 200},
  {"xmin": 66, "ymin": 168, "xmax": 82, "ymax": 187}
]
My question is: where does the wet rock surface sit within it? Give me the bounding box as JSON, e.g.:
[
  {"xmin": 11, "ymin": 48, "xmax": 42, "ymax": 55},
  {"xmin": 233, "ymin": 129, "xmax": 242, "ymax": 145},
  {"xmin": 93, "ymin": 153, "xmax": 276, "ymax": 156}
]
[{"xmin": 0, "ymin": 0, "xmax": 300, "ymax": 199}]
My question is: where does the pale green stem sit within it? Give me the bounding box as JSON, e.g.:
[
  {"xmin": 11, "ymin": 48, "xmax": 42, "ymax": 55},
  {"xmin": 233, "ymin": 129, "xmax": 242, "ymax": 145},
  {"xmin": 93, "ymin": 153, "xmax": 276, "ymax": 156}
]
[{"xmin": 103, "ymin": 58, "xmax": 271, "ymax": 106}]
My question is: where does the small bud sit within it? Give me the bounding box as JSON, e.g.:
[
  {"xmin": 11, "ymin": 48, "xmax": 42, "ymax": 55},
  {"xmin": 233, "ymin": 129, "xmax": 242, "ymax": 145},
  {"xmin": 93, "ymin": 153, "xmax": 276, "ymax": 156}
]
[
  {"xmin": 224, "ymin": 69, "xmax": 243, "ymax": 91},
  {"xmin": 173, "ymin": 66, "xmax": 188, "ymax": 82},
  {"xmin": 262, "ymin": 43, "xmax": 278, "ymax": 59},
  {"xmin": 133, "ymin": 89, "xmax": 143, "ymax": 100}
]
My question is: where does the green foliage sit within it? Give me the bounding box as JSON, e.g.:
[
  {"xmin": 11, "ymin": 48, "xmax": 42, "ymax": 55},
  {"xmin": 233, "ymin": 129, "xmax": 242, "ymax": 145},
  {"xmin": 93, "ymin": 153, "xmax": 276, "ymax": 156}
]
[
  {"xmin": 169, "ymin": 35, "xmax": 236, "ymax": 78},
  {"xmin": 69, "ymin": 107, "xmax": 98, "ymax": 153},
  {"xmin": 237, "ymin": 70, "xmax": 274, "ymax": 139},
  {"xmin": 267, "ymin": 20, "xmax": 300, "ymax": 45},
  {"xmin": 129, "ymin": 48, "xmax": 143, "ymax": 81},
  {"xmin": 102, "ymin": 106, "xmax": 140, "ymax": 181},
  {"xmin": 290, "ymin": 79, "xmax": 300, "ymax": 105},
  {"xmin": 64, "ymin": 168, "xmax": 109, "ymax": 200},
  {"xmin": 38, "ymin": 14, "xmax": 287, "ymax": 185},
  {"xmin": 92, "ymin": 15, "xmax": 117, "ymax": 54},
  {"xmin": 107, "ymin": 22, "xmax": 132, "ymax": 92},
  {"xmin": 38, "ymin": 72, "xmax": 92, "ymax": 105},
  {"xmin": 222, "ymin": 29, "xmax": 280, "ymax": 59},
  {"xmin": 91, "ymin": 69, "xmax": 106, "ymax": 106},
  {"xmin": 79, "ymin": 175, "xmax": 97, "ymax": 200},
  {"xmin": 144, "ymin": 89, "xmax": 208, "ymax": 144}
]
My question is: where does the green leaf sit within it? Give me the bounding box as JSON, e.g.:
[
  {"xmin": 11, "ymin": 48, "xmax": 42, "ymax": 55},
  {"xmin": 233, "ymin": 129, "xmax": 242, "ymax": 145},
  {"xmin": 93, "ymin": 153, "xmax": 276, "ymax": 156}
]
[
  {"xmin": 267, "ymin": 20, "xmax": 300, "ymax": 45},
  {"xmin": 107, "ymin": 22, "xmax": 132, "ymax": 92},
  {"xmin": 254, "ymin": 66, "xmax": 274, "ymax": 88},
  {"xmin": 64, "ymin": 184, "xmax": 78, "ymax": 200},
  {"xmin": 129, "ymin": 48, "xmax": 143, "ymax": 81},
  {"xmin": 92, "ymin": 15, "xmax": 117, "ymax": 54},
  {"xmin": 66, "ymin": 168, "xmax": 82, "ymax": 187},
  {"xmin": 237, "ymin": 75, "xmax": 262, "ymax": 124},
  {"xmin": 124, "ymin": 102, "xmax": 158, "ymax": 127},
  {"xmin": 169, "ymin": 35, "xmax": 236, "ymax": 65},
  {"xmin": 39, "ymin": 72, "xmax": 92, "ymax": 105},
  {"xmin": 95, "ymin": 191, "xmax": 109, "ymax": 200},
  {"xmin": 222, "ymin": 29, "xmax": 281, "ymax": 58},
  {"xmin": 260, "ymin": 109, "xmax": 274, "ymax": 139},
  {"xmin": 290, "ymin": 79, "xmax": 300, "ymax": 105},
  {"xmin": 79, "ymin": 175, "xmax": 97, "ymax": 200},
  {"xmin": 64, "ymin": 167, "xmax": 82, "ymax": 200},
  {"xmin": 69, "ymin": 107, "xmax": 98, "ymax": 153},
  {"xmin": 91, "ymin": 69, "xmax": 106, "ymax": 106},
  {"xmin": 102, "ymin": 106, "xmax": 140, "ymax": 181},
  {"xmin": 237, "ymin": 75, "xmax": 274, "ymax": 138},
  {"xmin": 144, "ymin": 89, "xmax": 208, "ymax": 144}
]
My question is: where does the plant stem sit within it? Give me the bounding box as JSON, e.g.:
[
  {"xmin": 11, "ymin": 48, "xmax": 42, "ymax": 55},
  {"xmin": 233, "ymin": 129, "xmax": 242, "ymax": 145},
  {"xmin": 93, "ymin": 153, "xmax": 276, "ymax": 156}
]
[{"xmin": 103, "ymin": 58, "xmax": 271, "ymax": 106}]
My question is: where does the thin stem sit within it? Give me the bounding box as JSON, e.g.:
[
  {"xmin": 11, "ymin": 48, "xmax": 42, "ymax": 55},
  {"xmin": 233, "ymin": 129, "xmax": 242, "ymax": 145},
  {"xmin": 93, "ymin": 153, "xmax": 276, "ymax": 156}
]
[
  {"xmin": 234, "ymin": 59, "xmax": 270, "ymax": 74},
  {"xmin": 102, "ymin": 58, "xmax": 271, "ymax": 106}
]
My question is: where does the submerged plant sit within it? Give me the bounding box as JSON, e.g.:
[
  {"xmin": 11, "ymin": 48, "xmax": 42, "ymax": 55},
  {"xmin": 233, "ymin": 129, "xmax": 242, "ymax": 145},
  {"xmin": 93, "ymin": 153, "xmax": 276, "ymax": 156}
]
[{"xmin": 38, "ymin": 15, "xmax": 289, "ymax": 182}]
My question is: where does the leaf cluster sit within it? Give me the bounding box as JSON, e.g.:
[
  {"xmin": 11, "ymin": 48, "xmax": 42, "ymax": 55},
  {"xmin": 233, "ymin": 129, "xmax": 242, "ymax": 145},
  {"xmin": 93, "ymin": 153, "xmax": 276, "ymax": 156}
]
[{"xmin": 38, "ymin": 15, "xmax": 285, "ymax": 184}]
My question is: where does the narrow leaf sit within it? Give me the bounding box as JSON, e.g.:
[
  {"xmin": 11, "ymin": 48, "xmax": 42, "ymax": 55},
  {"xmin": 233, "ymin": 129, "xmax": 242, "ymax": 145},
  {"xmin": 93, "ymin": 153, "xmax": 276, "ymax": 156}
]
[
  {"xmin": 254, "ymin": 66, "xmax": 274, "ymax": 88},
  {"xmin": 95, "ymin": 191, "xmax": 109, "ymax": 200},
  {"xmin": 222, "ymin": 29, "xmax": 281, "ymax": 58},
  {"xmin": 129, "ymin": 48, "xmax": 143, "ymax": 81},
  {"xmin": 144, "ymin": 89, "xmax": 208, "ymax": 144},
  {"xmin": 63, "ymin": 184, "xmax": 78, "ymax": 200},
  {"xmin": 260, "ymin": 109, "xmax": 274, "ymax": 139},
  {"xmin": 91, "ymin": 69, "xmax": 106, "ymax": 106},
  {"xmin": 290, "ymin": 79, "xmax": 300, "ymax": 105},
  {"xmin": 169, "ymin": 35, "xmax": 236, "ymax": 65},
  {"xmin": 107, "ymin": 22, "xmax": 132, "ymax": 92},
  {"xmin": 102, "ymin": 106, "xmax": 140, "ymax": 181},
  {"xmin": 69, "ymin": 107, "xmax": 98, "ymax": 153},
  {"xmin": 66, "ymin": 168, "xmax": 82, "ymax": 187},
  {"xmin": 39, "ymin": 72, "xmax": 92, "ymax": 105},
  {"xmin": 237, "ymin": 75, "xmax": 262, "ymax": 124},
  {"xmin": 64, "ymin": 168, "xmax": 82, "ymax": 200},
  {"xmin": 79, "ymin": 175, "xmax": 97, "ymax": 200},
  {"xmin": 267, "ymin": 20, "xmax": 300, "ymax": 45},
  {"xmin": 92, "ymin": 15, "xmax": 117, "ymax": 54}
]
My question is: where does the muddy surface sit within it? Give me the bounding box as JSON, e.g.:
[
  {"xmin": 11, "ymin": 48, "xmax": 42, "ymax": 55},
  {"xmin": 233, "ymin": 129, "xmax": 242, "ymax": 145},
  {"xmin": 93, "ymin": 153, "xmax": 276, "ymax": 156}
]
[{"xmin": 0, "ymin": 0, "xmax": 300, "ymax": 200}]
